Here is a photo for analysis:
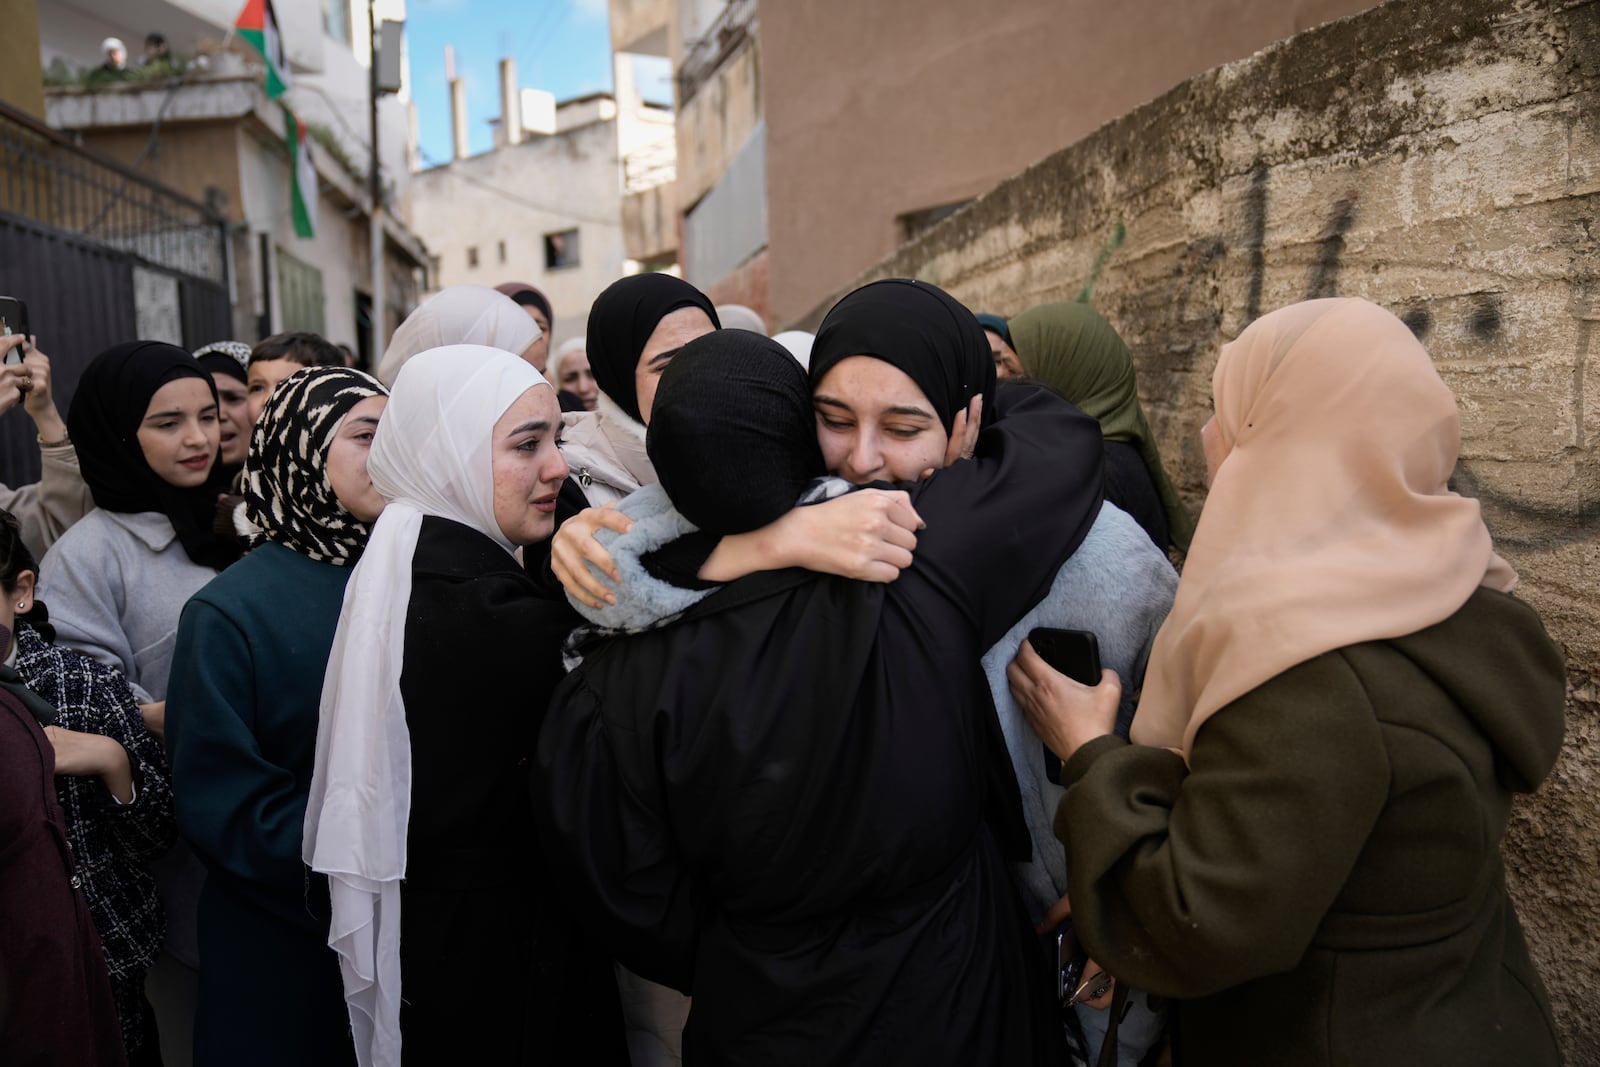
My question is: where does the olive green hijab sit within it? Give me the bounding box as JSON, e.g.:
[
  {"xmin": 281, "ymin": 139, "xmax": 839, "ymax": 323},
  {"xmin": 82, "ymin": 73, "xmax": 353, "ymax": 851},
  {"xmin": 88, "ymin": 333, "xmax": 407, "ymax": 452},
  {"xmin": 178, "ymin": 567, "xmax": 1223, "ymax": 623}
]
[{"xmin": 1009, "ymin": 301, "xmax": 1195, "ymax": 550}]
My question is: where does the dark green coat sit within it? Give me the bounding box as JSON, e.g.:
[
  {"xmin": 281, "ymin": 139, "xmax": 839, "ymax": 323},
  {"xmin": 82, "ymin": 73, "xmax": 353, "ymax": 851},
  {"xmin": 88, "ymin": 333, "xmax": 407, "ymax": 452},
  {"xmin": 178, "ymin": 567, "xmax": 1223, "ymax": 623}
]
[
  {"xmin": 1058, "ymin": 587, "xmax": 1566, "ymax": 1066},
  {"xmin": 166, "ymin": 541, "xmax": 355, "ymax": 1065}
]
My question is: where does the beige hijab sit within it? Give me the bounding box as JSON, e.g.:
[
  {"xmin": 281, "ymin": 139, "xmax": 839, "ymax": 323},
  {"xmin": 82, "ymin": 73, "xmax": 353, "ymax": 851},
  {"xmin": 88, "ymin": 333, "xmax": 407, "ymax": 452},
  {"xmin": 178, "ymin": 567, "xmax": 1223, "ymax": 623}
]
[{"xmin": 1130, "ymin": 298, "xmax": 1517, "ymax": 756}]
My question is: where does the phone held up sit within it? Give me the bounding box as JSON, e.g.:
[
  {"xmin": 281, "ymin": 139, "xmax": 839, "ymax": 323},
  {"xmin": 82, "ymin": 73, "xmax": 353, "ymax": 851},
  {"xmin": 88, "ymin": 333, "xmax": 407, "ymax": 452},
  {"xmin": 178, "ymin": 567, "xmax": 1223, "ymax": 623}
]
[
  {"xmin": 0, "ymin": 296, "xmax": 29, "ymax": 365},
  {"xmin": 1026, "ymin": 627, "xmax": 1102, "ymax": 786}
]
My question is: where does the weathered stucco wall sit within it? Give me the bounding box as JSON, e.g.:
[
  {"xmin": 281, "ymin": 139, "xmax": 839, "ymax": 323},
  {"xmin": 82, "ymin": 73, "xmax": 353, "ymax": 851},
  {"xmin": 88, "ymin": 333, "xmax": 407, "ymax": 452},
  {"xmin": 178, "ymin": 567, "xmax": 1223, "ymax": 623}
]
[{"xmin": 811, "ymin": 0, "xmax": 1600, "ymax": 1058}]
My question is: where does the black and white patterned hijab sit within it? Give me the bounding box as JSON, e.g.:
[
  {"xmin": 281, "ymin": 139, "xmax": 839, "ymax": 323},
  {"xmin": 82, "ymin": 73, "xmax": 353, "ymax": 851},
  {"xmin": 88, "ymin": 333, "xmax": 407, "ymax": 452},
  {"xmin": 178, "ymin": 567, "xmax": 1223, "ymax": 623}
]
[{"xmin": 245, "ymin": 366, "xmax": 388, "ymax": 565}]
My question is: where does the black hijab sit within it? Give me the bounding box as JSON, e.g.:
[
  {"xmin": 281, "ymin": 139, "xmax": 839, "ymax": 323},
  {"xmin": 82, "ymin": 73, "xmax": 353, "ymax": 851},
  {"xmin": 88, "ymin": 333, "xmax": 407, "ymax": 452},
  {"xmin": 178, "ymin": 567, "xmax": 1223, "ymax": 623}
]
[
  {"xmin": 586, "ymin": 274, "xmax": 720, "ymax": 423},
  {"xmin": 647, "ymin": 331, "xmax": 823, "ymax": 535},
  {"xmin": 245, "ymin": 366, "xmax": 388, "ymax": 565},
  {"xmin": 68, "ymin": 341, "xmax": 238, "ymax": 571},
  {"xmin": 196, "ymin": 346, "xmax": 249, "ymax": 485},
  {"xmin": 810, "ymin": 279, "xmax": 998, "ymax": 433}
]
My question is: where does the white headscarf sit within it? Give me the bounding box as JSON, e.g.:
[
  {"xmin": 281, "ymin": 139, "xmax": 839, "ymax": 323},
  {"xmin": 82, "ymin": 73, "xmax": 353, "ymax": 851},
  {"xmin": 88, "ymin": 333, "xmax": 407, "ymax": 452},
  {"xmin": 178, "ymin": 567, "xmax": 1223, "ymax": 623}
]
[
  {"xmin": 772, "ymin": 330, "xmax": 815, "ymax": 370},
  {"xmin": 303, "ymin": 345, "xmax": 552, "ymax": 1067},
  {"xmin": 375, "ymin": 285, "xmax": 541, "ymax": 386},
  {"xmin": 547, "ymin": 335, "xmax": 587, "ymax": 385},
  {"xmin": 715, "ymin": 303, "xmax": 768, "ymax": 334}
]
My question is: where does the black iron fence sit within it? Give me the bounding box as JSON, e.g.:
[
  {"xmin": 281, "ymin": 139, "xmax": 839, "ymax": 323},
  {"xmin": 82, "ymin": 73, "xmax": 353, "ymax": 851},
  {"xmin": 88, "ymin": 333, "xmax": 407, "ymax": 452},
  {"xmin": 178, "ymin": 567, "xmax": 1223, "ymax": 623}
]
[
  {"xmin": 0, "ymin": 99, "xmax": 231, "ymax": 487},
  {"xmin": 0, "ymin": 99, "xmax": 228, "ymax": 283}
]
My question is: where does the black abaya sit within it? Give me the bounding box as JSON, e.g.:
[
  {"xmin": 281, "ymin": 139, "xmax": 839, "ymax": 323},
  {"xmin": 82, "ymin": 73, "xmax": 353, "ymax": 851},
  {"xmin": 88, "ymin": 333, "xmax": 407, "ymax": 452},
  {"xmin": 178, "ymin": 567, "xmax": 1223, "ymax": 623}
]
[
  {"xmin": 534, "ymin": 384, "xmax": 1102, "ymax": 1066},
  {"xmin": 399, "ymin": 517, "xmax": 627, "ymax": 1065}
]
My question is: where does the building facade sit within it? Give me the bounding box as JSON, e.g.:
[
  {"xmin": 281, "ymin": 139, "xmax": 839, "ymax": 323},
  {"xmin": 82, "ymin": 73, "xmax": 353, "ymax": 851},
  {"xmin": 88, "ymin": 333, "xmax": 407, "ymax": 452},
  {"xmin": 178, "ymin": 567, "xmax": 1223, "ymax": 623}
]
[
  {"xmin": 759, "ymin": 0, "xmax": 1384, "ymax": 326},
  {"xmin": 410, "ymin": 60, "xmax": 674, "ymax": 346},
  {"xmin": 38, "ymin": 0, "xmax": 427, "ymax": 360}
]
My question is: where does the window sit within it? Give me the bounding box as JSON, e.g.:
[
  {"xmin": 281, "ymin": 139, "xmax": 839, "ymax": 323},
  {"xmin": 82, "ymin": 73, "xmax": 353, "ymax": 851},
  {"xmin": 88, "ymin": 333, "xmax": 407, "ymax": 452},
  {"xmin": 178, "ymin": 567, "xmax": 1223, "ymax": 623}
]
[
  {"xmin": 497, "ymin": 240, "xmax": 507, "ymax": 264},
  {"xmin": 324, "ymin": 0, "xmax": 351, "ymax": 45},
  {"xmin": 544, "ymin": 228, "xmax": 580, "ymax": 270},
  {"xmin": 277, "ymin": 248, "xmax": 327, "ymax": 334},
  {"xmin": 466, "ymin": 246, "xmax": 479, "ymax": 269}
]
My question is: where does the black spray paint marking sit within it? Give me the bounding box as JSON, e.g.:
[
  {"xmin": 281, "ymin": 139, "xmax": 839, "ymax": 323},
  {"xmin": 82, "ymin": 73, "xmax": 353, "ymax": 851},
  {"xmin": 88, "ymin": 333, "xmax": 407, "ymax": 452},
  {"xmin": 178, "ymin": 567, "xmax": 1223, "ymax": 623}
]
[
  {"xmin": 1305, "ymin": 193, "xmax": 1358, "ymax": 301},
  {"xmin": 1077, "ymin": 222, "xmax": 1127, "ymax": 304},
  {"xmin": 1244, "ymin": 162, "xmax": 1269, "ymax": 324},
  {"xmin": 1402, "ymin": 306, "xmax": 1433, "ymax": 339},
  {"xmin": 1470, "ymin": 293, "xmax": 1504, "ymax": 340}
]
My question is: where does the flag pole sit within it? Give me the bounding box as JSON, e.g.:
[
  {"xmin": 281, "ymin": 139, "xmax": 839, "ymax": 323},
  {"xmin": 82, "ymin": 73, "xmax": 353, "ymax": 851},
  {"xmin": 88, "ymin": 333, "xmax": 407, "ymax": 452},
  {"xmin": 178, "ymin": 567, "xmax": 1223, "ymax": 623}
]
[{"xmin": 368, "ymin": 0, "xmax": 385, "ymax": 363}]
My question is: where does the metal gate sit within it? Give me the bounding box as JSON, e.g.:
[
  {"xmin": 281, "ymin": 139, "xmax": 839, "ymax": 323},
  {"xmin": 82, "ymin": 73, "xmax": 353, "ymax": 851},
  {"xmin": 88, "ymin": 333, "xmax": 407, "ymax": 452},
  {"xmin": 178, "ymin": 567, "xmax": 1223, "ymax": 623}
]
[{"xmin": 0, "ymin": 101, "xmax": 229, "ymax": 488}]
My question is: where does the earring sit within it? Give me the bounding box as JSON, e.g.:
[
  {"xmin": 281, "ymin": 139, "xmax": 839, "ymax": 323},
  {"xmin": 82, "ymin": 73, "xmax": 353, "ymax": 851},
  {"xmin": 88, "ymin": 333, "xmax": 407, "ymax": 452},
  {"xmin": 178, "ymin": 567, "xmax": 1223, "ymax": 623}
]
[{"xmin": 15, "ymin": 602, "xmax": 25, "ymax": 611}]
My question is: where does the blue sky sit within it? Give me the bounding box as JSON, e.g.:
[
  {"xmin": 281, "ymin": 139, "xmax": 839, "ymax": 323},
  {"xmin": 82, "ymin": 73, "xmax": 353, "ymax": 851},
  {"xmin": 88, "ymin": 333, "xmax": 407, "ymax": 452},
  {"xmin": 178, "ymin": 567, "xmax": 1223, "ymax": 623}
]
[{"xmin": 406, "ymin": 0, "xmax": 672, "ymax": 166}]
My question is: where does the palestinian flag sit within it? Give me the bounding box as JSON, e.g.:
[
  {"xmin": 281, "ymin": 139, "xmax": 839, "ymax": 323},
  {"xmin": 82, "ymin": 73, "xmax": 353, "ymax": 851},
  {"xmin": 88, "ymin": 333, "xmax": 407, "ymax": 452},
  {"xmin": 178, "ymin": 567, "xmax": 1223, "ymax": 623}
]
[
  {"xmin": 236, "ymin": 0, "xmax": 290, "ymax": 98},
  {"xmin": 285, "ymin": 107, "xmax": 317, "ymax": 238}
]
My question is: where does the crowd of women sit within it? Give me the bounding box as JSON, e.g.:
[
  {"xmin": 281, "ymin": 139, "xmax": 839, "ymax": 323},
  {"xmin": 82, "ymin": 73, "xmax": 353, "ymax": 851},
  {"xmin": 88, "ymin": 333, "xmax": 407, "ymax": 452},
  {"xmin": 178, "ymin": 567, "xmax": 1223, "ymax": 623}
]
[{"xmin": 0, "ymin": 270, "xmax": 1568, "ymax": 1067}]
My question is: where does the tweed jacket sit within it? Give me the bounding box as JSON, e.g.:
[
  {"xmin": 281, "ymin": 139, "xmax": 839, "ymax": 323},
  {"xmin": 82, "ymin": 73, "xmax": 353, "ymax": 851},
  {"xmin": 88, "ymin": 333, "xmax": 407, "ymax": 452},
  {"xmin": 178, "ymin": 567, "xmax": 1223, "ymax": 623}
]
[{"xmin": 13, "ymin": 621, "xmax": 174, "ymax": 1050}]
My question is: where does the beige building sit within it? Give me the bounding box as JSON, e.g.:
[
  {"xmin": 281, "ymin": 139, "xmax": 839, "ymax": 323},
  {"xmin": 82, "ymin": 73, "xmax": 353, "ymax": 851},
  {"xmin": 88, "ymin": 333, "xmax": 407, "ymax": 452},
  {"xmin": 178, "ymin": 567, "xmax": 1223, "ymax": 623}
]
[
  {"xmin": 610, "ymin": 0, "xmax": 768, "ymax": 324},
  {"xmin": 760, "ymin": 0, "xmax": 1381, "ymax": 325}
]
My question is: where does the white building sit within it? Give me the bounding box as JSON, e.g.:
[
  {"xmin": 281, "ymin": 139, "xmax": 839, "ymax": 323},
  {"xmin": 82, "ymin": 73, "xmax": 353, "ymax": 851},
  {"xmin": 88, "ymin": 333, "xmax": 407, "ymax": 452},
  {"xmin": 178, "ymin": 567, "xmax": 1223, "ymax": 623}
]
[
  {"xmin": 409, "ymin": 56, "xmax": 676, "ymax": 345},
  {"xmin": 39, "ymin": 0, "xmax": 427, "ymax": 358}
]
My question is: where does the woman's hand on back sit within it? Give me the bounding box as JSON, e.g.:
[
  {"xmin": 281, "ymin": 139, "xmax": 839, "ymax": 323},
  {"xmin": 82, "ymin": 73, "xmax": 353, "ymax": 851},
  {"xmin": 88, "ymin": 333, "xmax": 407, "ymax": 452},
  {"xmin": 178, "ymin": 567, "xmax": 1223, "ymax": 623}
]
[
  {"xmin": 704, "ymin": 488, "xmax": 924, "ymax": 584},
  {"xmin": 552, "ymin": 504, "xmax": 634, "ymax": 608},
  {"xmin": 922, "ymin": 395, "xmax": 983, "ymax": 479},
  {"xmin": 1008, "ymin": 641, "xmax": 1120, "ymax": 763}
]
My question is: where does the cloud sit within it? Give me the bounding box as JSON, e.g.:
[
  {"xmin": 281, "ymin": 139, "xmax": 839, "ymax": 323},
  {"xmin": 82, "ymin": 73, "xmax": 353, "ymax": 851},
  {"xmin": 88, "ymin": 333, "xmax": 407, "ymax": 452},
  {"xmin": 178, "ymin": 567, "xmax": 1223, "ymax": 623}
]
[{"xmin": 571, "ymin": 0, "xmax": 608, "ymax": 21}]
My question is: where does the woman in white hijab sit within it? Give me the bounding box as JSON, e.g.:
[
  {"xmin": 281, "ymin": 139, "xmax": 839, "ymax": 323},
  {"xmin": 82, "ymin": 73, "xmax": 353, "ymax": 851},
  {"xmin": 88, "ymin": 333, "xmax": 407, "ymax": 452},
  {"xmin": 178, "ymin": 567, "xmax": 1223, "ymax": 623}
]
[
  {"xmin": 304, "ymin": 345, "xmax": 627, "ymax": 1066},
  {"xmin": 375, "ymin": 286, "xmax": 543, "ymax": 386}
]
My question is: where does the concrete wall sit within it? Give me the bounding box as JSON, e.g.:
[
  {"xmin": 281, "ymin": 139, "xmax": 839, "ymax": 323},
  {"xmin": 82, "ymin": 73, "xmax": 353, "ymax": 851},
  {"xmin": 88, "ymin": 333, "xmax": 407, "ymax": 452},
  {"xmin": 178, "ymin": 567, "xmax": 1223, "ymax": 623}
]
[
  {"xmin": 410, "ymin": 118, "xmax": 628, "ymax": 346},
  {"xmin": 675, "ymin": 36, "xmax": 761, "ymax": 211},
  {"xmin": 761, "ymin": 0, "xmax": 1381, "ymax": 327},
  {"xmin": 623, "ymin": 180, "xmax": 679, "ymax": 262},
  {"xmin": 819, "ymin": 0, "xmax": 1600, "ymax": 1057},
  {"xmin": 702, "ymin": 246, "xmax": 768, "ymax": 327},
  {"xmin": 683, "ymin": 119, "xmax": 765, "ymax": 287}
]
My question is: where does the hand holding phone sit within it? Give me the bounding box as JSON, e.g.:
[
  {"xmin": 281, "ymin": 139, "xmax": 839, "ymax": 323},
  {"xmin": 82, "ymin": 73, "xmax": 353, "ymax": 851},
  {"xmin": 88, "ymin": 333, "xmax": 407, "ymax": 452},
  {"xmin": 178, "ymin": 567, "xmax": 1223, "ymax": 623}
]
[
  {"xmin": 1004, "ymin": 630, "xmax": 1120, "ymax": 771},
  {"xmin": 1026, "ymin": 629, "xmax": 1101, "ymax": 783},
  {"xmin": 0, "ymin": 297, "xmax": 29, "ymax": 365}
]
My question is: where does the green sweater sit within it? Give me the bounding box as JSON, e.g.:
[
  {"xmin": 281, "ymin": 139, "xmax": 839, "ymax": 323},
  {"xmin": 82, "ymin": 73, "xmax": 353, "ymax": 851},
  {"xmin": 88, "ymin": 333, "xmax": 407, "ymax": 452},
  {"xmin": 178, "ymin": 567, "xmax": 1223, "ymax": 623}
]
[{"xmin": 1058, "ymin": 587, "xmax": 1566, "ymax": 1066}]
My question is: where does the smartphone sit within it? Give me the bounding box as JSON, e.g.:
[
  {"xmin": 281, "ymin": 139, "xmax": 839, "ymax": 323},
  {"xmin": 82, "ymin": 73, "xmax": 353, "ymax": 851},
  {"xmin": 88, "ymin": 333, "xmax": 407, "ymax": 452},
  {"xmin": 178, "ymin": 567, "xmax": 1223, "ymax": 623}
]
[
  {"xmin": 1053, "ymin": 920, "xmax": 1089, "ymax": 1007},
  {"xmin": 1027, "ymin": 628, "xmax": 1101, "ymax": 785},
  {"xmin": 0, "ymin": 296, "xmax": 28, "ymax": 365}
]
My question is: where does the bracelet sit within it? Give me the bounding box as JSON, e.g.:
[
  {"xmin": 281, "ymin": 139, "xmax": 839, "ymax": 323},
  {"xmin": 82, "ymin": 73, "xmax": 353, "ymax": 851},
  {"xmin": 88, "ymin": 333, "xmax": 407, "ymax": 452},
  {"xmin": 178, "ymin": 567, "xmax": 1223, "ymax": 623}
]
[{"xmin": 37, "ymin": 431, "xmax": 70, "ymax": 448}]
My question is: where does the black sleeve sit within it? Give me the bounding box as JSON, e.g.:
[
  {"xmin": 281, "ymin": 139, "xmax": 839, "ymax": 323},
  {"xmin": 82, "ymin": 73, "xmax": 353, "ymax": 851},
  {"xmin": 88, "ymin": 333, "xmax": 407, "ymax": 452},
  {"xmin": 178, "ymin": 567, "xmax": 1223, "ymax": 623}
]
[
  {"xmin": 639, "ymin": 531, "xmax": 722, "ymax": 591},
  {"xmin": 907, "ymin": 383, "xmax": 1105, "ymax": 649},
  {"xmin": 532, "ymin": 672, "xmax": 700, "ymax": 992}
]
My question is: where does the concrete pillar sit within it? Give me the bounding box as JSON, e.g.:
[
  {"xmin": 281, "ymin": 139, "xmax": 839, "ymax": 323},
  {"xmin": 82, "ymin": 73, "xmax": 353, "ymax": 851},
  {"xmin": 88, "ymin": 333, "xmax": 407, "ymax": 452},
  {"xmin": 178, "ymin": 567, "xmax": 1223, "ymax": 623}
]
[
  {"xmin": 499, "ymin": 57, "xmax": 521, "ymax": 146},
  {"xmin": 446, "ymin": 45, "xmax": 468, "ymax": 161},
  {"xmin": 450, "ymin": 79, "xmax": 468, "ymax": 160}
]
